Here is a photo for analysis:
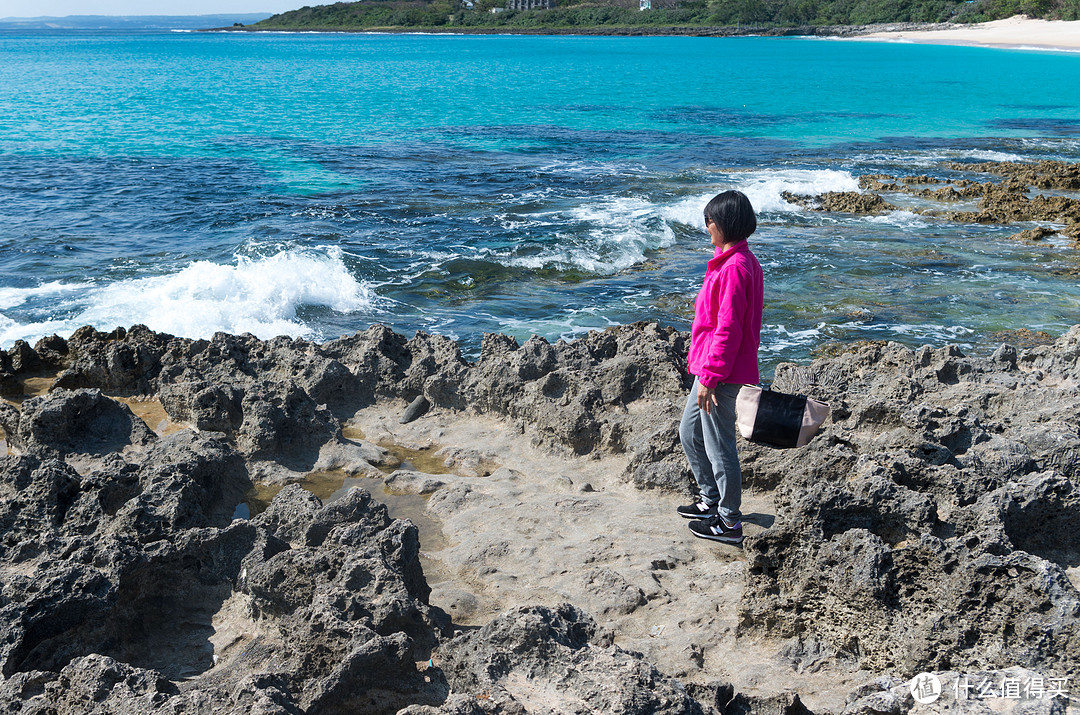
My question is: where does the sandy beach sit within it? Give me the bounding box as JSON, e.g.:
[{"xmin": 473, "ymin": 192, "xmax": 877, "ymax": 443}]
[{"xmin": 854, "ymin": 15, "xmax": 1080, "ymax": 51}]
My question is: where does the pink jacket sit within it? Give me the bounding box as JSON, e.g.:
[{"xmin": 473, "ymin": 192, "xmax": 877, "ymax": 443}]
[{"xmin": 687, "ymin": 241, "xmax": 763, "ymax": 388}]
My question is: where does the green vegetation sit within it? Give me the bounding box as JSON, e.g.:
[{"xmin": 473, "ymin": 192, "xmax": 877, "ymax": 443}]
[{"xmin": 253, "ymin": 0, "xmax": 1080, "ymax": 31}]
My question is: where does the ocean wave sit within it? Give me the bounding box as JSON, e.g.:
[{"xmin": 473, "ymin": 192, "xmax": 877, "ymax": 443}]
[
  {"xmin": 493, "ymin": 309, "xmax": 621, "ymax": 343},
  {"xmin": 661, "ymin": 169, "xmax": 862, "ymax": 223},
  {"xmin": 861, "ymin": 210, "xmax": 930, "ymax": 228},
  {"xmin": 850, "ymin": 148, "xmax": 1031, "ymax": 167},
  {"xmin": 0, "ymin": 247, "xmax": 375, "ymax": 348},
  {"xmin": 0, "ymin": 281, "xmax": 85, "ymax": 310},
  {"xmin": 761, "ymin": 321, "xmax": 976, "ymax": 354},
  {"xmin": 487, "ymin": 195, "xmax": 676, "ymax": 274}
]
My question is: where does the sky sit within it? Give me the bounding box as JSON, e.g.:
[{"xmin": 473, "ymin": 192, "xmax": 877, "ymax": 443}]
[{"xmin": 0, "ymin": 0, "xmax": 301, "ymax": 16}]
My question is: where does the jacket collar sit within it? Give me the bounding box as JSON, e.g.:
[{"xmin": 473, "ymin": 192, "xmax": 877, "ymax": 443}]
[{"xmin": 707, "ymin": 239, "xmax": 749, "ymax": 270}]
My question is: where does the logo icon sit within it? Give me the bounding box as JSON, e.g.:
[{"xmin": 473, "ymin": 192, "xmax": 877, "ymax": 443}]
[{"xmin": 910, "ymin": 673, "xmax": 943, "ymax": 704}]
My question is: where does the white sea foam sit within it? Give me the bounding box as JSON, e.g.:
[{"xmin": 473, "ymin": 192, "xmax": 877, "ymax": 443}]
[
  {"xmin": 741, "ymin": 169, "xmax": 863, "ymax": 213},
  {"xmin": 862, "ymin": 210, "xmax": 930, "ymax": 228},
  {"xmin": 0, "ymin": 247, "xmax": 375, "ymax": 348},
  {"xmin": 495, "ymin": 309, "xmax": 620, "ymax": 343},
  {"xmin": 661, "ymin": 169, "xmax": 862, "ymax": 224},
  {"xmin": 851, "ymin": 148, "xmax": 1030, "ymax": 167},
  {"xmin": 761, "ymin": 321, "xmax": 976, "ymax": 355},
  {"xmin": 0, "ymin": 281, "xmax": 84, "ymax": 310},
  {"xmin": 493, "ymin": 195, "xmax": 676, "ymax": 274}
]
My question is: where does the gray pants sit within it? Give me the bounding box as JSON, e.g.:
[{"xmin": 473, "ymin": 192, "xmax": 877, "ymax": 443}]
[{"xmin": 679, "ymin": 378, "xmax": 743, "ymax": 524}]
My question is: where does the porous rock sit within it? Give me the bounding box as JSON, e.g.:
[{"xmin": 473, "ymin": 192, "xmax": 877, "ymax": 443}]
[
  {"xmin": 736, "ymin": 333, "xmax": 1080, "ymax": 678},
  {"xmin": 0, "ymin": 388, "xmax": 155, "ymax": 458},
  {"xmin": 32, "ymin": 322, "xmax": 690, "ymax": 474},
  {"xmin": 781, "ymin": 191, "xmax": 894, "ymax": 214},
  {"xmin": 1008, "ymin": 226, "xmax": 1057, "ymax": 242},
  {"xmin": 0, "ymin": 417, "xmax": 448, "ymax": 713},
  {"xmin": 7, "ymin": 316, "xmax": 1080, "ymax": 710},
  {"xmin": 435, "ymin": 603, "xmax": 706, "ymax": 714}
]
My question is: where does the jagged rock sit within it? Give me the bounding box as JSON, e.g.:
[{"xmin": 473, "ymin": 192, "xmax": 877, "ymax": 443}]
[
  {"xmin": 233, "ymin": 382, "xmax": 339, "ymax": 469},
  {"xmin": 32, "ymin": 334, "xmax": 69, "ymax": 371},
  {"xmin": 0, "ymin": 430, "xmax": 255, "ymax": 682},
  {"xmin": 900, "ymin": 174, "xmax": 942, "ymax": 185},
  {"xmin": 626, "ymin": 420, "xmax": 694, "ymax": 494},
  {"xmin": 974, "ymin": 182, "xmax": 1080, "ymax": 224},
  {"xmin": 320, "ymin": 323, "xmax": 411, "ymax": 399},
  {"xmin": 7, "ymin": 339, "xmax": 42, "ymax": 373},
  {"xmin": 782, "ymin": 190, "xmax": 894, "ymax": 214},
  {"xmin": 0, "ymin": 435, "xmax": 447, "ymax": 713},
  {"xmin": 736, "ymin": 332, "xmax": 1080, "ymax": 677},
  {"xmin": 250, "ymin": 483, "xmax": 323, "ymax": 543},
  {"xmin": 6, "ymin": 316, "xmax": 1080, "ymax": 712},
  {"xmin": 852, "ymin": 162, "xmax": 1080, "ymax": 231},
  {"xmin": 0, "ymin": 349, "xmax": 16, "ymax": 398},
  {"xmin": 239, "ymin": 487, "xmax": 449, "ymax": 713},
  {"xmin": 436, "ymin": 604, "xmax": 706, "ymax": 714},
  {"xmin": 24, "ymin": 321, "xmax": 690, "ymax": 472},
  {"xmin": 858, "ymin": 173, "xmax": 899, "ymax": 191},
  {"xmin": 54, "ymin": 325, "xmax": 166, "ymax": 393},
  {"xmin": 948, "ymin": 159, "xmax": 1080, "ymax": 191},
  {"xmin": 402, "ymin": 332, "xmax": 469, "ymax": 409},
  {"xmin": 1017, "ymin": 324, "xmax": 1080, "ymax": 382},
  {"xmin": 158, "ymin": 381, "xmax": 243, "ymax": 432},
  {"xmin": 0, "ymin": 388, "xmax": 155, "ymax": 458},
  {"xmin": 0, "ymin": 654, "xmax": 180, "ymax": 714},
  {"xmin": 917, "ymin": 185, "xmax": 967, "ymax": 201}
]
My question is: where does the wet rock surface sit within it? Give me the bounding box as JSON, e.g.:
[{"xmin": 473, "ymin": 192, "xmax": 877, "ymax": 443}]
[
  {"xmin": 2, "ymin": 320, "xmax": 1079, "ymax": 713},
  {"xmin": 781, "ymin": 191, "xmax": 895, "ymax": 214},
  {"xmin": 799, "ymin": 160, "xmax": 1080, "ymax": 239}
]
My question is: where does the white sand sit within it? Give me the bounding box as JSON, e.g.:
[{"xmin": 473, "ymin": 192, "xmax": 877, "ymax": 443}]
[{"xmin": 854, "ymin": 15, "xmax": 1080, "ymax": 51}]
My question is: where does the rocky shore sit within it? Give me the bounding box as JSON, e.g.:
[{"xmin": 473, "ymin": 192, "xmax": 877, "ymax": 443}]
[
  {"xmin": 1, "ymin": 321, "xmax": 1078, "ymax": 713},
  {"xmin": 782, "ymin": 159, "xmax": 1080, "ymax": 242}
]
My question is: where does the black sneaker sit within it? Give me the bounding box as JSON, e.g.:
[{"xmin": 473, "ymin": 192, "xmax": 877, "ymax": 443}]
[
  {"xmin": 688, "ymin": 515, "xmax": 744, "ymax": 544},
  {"xmin": 677, "ymin": 499, "xmax": 718, "ymax": 520}
]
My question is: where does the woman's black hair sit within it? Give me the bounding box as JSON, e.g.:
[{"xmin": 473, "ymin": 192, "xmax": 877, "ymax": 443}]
[{"xmin": 704, "ymin": 190, "xmax": 757, "ymax": 243}]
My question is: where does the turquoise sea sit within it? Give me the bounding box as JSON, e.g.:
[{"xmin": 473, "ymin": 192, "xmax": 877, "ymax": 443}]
[{"xmin": 1, "ymin": 31, "xmax": 1079, "ymax": 373}]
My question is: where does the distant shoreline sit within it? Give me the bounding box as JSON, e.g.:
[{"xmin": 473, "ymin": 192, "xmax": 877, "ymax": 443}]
[
  {"xmin": 845, "ymin": 16, "xmax": 1080, "ymax": 51},
  {"xmin": 203, "ymin": 21, "xmax": 944, "ymax": 39},
  {"xmin": 204, "ymin": 17, "xmax": 1080, "ymax": 50}
]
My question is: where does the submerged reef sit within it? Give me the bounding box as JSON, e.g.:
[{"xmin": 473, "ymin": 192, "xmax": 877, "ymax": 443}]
[
  {"xmin": 0, "ymin": 321, "xmax": 1078, "ymax": 713},
  {"xmin": 784, "ymin": 159, "xmax": 1080, "ymax": 241}
]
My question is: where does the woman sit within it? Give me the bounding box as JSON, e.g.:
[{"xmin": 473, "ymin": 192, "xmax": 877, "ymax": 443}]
[{"xmin": 677, "ymin": 190, "xmax": 764, "ymax": 545}]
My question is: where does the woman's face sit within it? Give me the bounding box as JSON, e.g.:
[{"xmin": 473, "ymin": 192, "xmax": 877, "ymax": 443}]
[{"xmin": 706, "ymin": 217, "xmax": 724, "ymax": 247}]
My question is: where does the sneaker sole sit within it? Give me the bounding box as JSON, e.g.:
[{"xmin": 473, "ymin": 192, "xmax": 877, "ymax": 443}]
[
  {"xmin": 688, "ymin": 526, "xmax": 744, "ymax": 545},
  {"xmin": 677, "ymin": 511, "xmax": 716, "ymax": 520},
  {"xmin": 691, "ymin": 535, "xmax": 743, "ymax": 546}
]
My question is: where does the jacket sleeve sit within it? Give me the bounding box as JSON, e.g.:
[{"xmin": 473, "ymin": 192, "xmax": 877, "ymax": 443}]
[{"xmin": 698, "ymin": 264, "xmax": 748, "ymax": 388}]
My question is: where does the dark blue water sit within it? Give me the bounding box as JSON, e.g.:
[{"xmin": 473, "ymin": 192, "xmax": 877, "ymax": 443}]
[{"xmin": 2, "ymin": 31, "xmax": 1080, "ymax": 372}]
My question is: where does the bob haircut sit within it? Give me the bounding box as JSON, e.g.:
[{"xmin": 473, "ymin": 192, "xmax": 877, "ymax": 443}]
[{"xmin": 704, "ymin": 190, "xmax": 757, "ymax": 244}]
